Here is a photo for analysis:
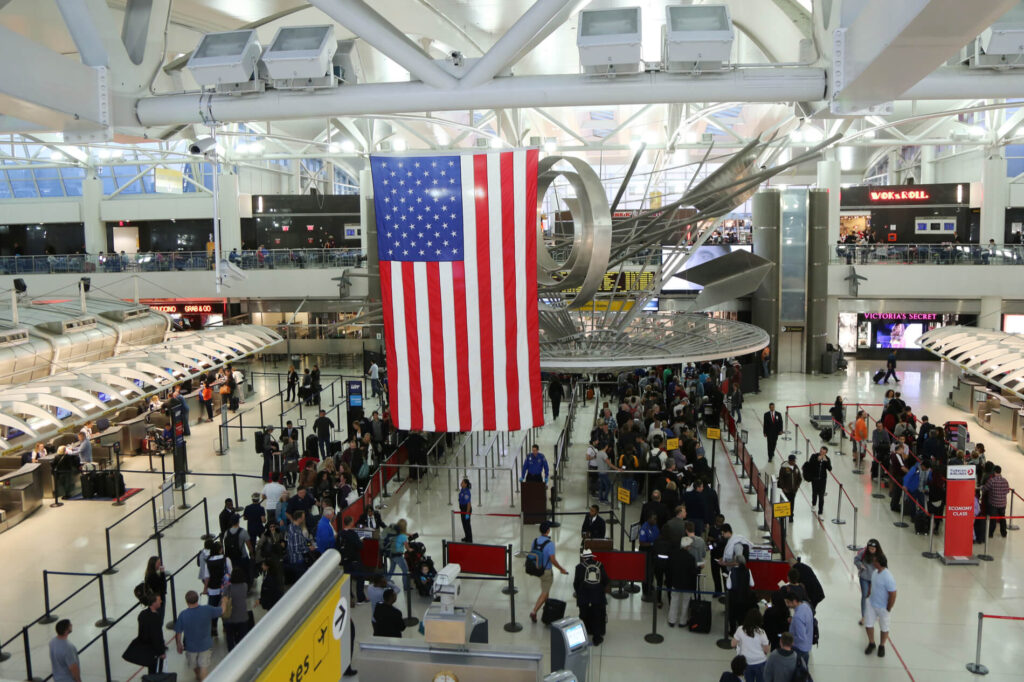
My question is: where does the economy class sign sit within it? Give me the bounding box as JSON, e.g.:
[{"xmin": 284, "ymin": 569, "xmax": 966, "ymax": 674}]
[{"xmin": 256, "ymin": 575, "xmax": 349, "ymax": 682}]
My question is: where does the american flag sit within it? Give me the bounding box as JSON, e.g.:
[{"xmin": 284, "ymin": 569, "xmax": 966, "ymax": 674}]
[{"xmin": 371, "ymin": 150, "xmax": 543, "ymax": 432}]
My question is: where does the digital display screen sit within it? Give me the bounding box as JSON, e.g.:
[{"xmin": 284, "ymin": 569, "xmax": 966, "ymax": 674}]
[
  {"xmin": 97, "ymin": 392, "xmax": 112, "ymax": 402},
  {"xmin": 564, "ymin": 623, "xmax": 587, "ymax": 648},
  {"xmin": 55, "ymin": 407, "xmax": 72, "ymax": 420},
  {"xmin": 875, "ymin": 323, "xmax": 924, "ymax": 349}
]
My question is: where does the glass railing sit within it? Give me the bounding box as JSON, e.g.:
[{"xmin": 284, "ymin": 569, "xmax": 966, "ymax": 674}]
[
  {"xmin": 0, "ymin": 248, "xmax": 365, "ymax": 274},
  {"xmin": 829, "ymin": 243, "xmax": 1024, "ymax": 265}
]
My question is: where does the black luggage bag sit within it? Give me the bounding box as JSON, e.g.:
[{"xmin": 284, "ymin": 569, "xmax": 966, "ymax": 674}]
[
  {"xmin": 688, "ymin": 599, "xmax": 712, "ymax": 633},
  {"xmin": 541, "ymin": 598, "xmax": 566, "ymax": 625},
  {"xmin": 80, "ymin": 472, "xmax": 99, "ymax": 499},
  {"xmin": 914, "ymin": 513, "xmax": 930, "ymax": 535},
  {"xmin": 101, "ymin": 471, "xmax": 126, "ymax": 499},
  {"xmin": 873, "ymin": 369, "xmax": 886, "ymax": 384},
  {"xmin": 305, "ymin": 434, "xmax": 318, "ymax": 454}
]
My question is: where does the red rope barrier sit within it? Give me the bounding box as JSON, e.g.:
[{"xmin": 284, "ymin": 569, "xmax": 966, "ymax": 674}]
[{"xmin": 980, "ymin": 614, "xmax": 1024, "ymax": 621}]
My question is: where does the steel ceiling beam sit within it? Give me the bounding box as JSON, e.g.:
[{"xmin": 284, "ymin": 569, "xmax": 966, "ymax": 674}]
[
  {"xmin": 832, "ymin": 0, "xmax": 1019, "ymax": 111},
  {"xmin": 308, "ymin": 0, "xmax": 458, "ymax": 89},
  {"xmin": 136, "ymin": 68, "xmax": 827, "ymax": 126}
]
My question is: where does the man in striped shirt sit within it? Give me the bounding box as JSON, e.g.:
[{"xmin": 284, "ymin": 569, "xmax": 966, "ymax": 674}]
[{"xmin": 983, "ymin": 466, "xmax": 1010, "ymax": 538}]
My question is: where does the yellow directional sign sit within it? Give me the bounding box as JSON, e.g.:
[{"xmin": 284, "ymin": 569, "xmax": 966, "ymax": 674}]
[
  {"xmin": 617, "ymin": 486, "xmax": 631, "ymax": 504},
  {"xmin": 256, "ymin": 574, "xmax": 349, "ymax": 682},
  {"xmin": 773, "ymin": 501, "xmax": 792, "ymax": 519},
  {"xmin": 706, "ymin": 427, "xmax": 721, "ymax": 440},
  {"xmin": 666, "ymin": 437, "xmax": 679, "ymax": 451}
]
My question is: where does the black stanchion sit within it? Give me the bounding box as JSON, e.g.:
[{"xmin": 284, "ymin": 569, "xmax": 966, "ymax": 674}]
[
  {"xmin": 149, "ymin": 496, "xmax": 164, "ymax": 541},
  {"xmin": 103, "ymin": 527, "xmax": 118, "ymax": 575},
  {"xmin": 504, "ymin": 576, "xmax": 522, "ymax": 633},
  {"xmin": 23, "ymin": 626, "xmax": 41, "ymax": 682},
  {"xmin": 201, "ymin": 497, "xmax": 214, "ymax": 540},
  {"xmin": 501, "ymin": 545, "xmax": 518, "ymax": 595},
  {"xmin": 0, "ymin": 634, "xmax": 9, "ymax": 662},
  {"xmin": 166, "ymin": 573, "xmax": 178, "ymax": 630},
  {"xmin": 38, "ymin": 571, "xmax": 57, "ymax": 624},
  {"xmin": 644, "ymin": 584, "xmax": 664, "ymax": 644},
  {"xmin": 95, "ymin": 573, "xmax": 114, "ymax": 627},
  {"xmin": 100, "ymin": 629, "xmax": 113, "ymax": 682},
  {"xmin": 403, "ymin": 575, "xmax": 419, "ymax": 627},
  {"xmin": 715, "ymin": 591, "xmax": 732, "ymax": 649}
]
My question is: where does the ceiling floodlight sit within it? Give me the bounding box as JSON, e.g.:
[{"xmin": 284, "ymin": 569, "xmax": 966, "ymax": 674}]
[
  {"xmin": 664, "ymin": 4, "xmax": 734, "ymax": 72},
  {"xmin": 261, "ymin": 25, "xmax": 338, "ymax": 87},
  {"xmin": 577, "ymin": 7, "xmax": 642, "ymax": 75},
  {"xmin": 187, "ymin": 30, "xmax": 263, "ymax": 87}
]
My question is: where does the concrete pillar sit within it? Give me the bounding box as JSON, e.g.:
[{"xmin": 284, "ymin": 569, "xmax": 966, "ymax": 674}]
[
  {"xmin": 981, "ymin": 148, "xmax": 1007, "ymax": 244},
  {"xmin": 886, "ymin": 149, "xmax": 900, "ymax": 185},
  {"xmin": 806, "ymin": 190, "xmax": 830, "ymax": 372},
  {"xmin": 825, "ymin": 296, "xmax": 840, "ymax": 346},
  {"xmin": 751, "ymin": 190, "xmax": 781, "ymax": 372},
  {"xmin": 81, "ymin": 170, "xmax": 106, "ymax": 254},
  {"xmin": 361, "ymin": 168, "xmax": 379, "ymax": 300},
  {"xmin": 816, "ymin": 158, "xmax": 841, "ymax": 245},
  {"xmin": 217, "ymin": 165, "xmax": 242, "ymax": 254},
  {"xmin": 919, "ymin": 145, "xmax": 936, "ymax": 184},
  {"xmin": 980, "ymin": 296, "xmax": 1002, "ymax": 331}
]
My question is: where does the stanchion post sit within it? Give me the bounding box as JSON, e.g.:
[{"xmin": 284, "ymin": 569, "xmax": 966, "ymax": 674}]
[
  {"xmin": 166, "ymin": 574, "xmax": 178, "ymax": 629},
  {"xmin": 504, "ymin": 574, "xmax": 522, "ymax": 633},
  {"xmin": 893, "ymin": 488, "xmax": 909, "ymax": 528},
  {"xmin": 977, "ymin": 530, "xmax": 994, "ymax": 562},
  {"xmin": 846, "ymin": 507, "xmax": 861, "ymax": 551},
  {"xmin": 923, "ymin": 512, "xmax": 939, "ymax": 559},
  {"xmin": 103, "ymin": 527, "xmax": 117, "ymax": 575},
  {"xmin": 872, "ymin": 456, "xmax": 885, "ymax": 499},
  {"xmin": 715, "ymin": 591, "xmax": 732, "ymax": 649},
  {"xmin": 403, "ymin": 574, "xmax": 419, "ymax": 627},
  {"xmin": 38, "ymin": 570, "xmax": 57, "ymax": 624},
  {"xmin": 644, "ymin": 584, "xmax": 664, "ymax": 644},
  {"xmin": 237, "ymin": 411, "xmax": 245, "ymax": 442},
  {"xmin": 22, "ymin": 626, "xmax": 38, "ymax": 682},
  {"xmin": 100, "ymin": 630, "xmax": 114, "ymax": 682},
  {"xmin": 95, "ymin": 573, "xmax": 114, "ymax": 627},
  {"xmin": 0, "ymin": 632, "xmax": 9, "ymax": 662},
  {"xmin": 831, "ymin": 484, "xmax": 846, "ymax": 525},
  {"xmin": 150, "ymin": 496, "xmax": 163, "ymax": 541},
  {"xmin": 1009, "ymin": 491, "xmax": 1020, "ymax": 531},
  {"xmin": 965, "ymin": 612, "xmax": 990, "ymax": 675}
]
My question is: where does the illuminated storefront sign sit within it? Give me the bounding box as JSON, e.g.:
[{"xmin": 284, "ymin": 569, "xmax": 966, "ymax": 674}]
[
  {"xmin": 862, "ymin": 313, "xmax": 938, "ymax": 321},
  {"xmin": 143, "ymin": 300, "xmax": 225, "ymax": 315},
  {"xmin": 868, "ymin": 189, "xmax": 931, "ymax": 202}
]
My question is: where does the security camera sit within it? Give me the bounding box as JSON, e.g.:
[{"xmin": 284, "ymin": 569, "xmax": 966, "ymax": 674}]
[{"xmin": 189, "ymin": 138, "xmax": 216, "ymax": 155}]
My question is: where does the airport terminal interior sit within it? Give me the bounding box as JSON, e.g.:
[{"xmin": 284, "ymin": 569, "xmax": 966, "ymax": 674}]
[{"xmin": 4, "ymin": 1, "xmax": 1024, "ymax": 681}]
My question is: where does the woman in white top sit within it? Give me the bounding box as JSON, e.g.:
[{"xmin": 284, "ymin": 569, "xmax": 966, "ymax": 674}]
[{"xmin": 730, "ymin": 607, "xmax": 770, "ymax": 682}]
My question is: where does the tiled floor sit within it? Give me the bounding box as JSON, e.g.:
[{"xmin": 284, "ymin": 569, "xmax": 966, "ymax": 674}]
[{"xmin": 1, "ymin": 358, "xmax": 1023, "ymax": 681}]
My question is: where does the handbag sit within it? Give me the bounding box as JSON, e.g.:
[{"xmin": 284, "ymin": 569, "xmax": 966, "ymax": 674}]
[
  {"xmin": 220, "ymin": 594, "xmax": 233, "ymax": 620},
  {"xmin": 122, "ymin": 637, "xmax": 153, "ymax": 667}
]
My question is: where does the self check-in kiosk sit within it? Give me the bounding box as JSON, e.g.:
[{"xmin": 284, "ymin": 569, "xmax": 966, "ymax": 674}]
[{"xmin": 550, "ymin": 618, "xmax": 590, "ymax": 682}]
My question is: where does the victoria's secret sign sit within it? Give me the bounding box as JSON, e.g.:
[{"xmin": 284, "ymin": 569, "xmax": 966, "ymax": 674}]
[{"xmin": 862, "ymin": 313, "xmax": 937, "ymax": 321}]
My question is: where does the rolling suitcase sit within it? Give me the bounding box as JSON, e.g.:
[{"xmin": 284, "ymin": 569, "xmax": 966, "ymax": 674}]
[
  {"xmin": 329, "ymin": 440, "xmax": 342, "ymax": 456},
  {"xmin": 80, "ymin": 472, "xmax": 99, "ymax": 499},
  {"xmin": 541, "ymin": 598, "xmax": 566, "ymax": 625},
  {"xmin": 688, "ymin": 598, "xmax": 712, "ymax": 633},
  {"xmin": 914, "ymin": 513, "xmax": 930, "ymax": 535},
  {"xmin": 101, "ymin": 471, "xmax": 126, "ymax": 499},
  {"xmin": 305, "ymin": 434, "xmax": 318, "ymax": 454},
  {"xmin": 873, "ymin": 369, "xmax": 886, "ymax": 384}
]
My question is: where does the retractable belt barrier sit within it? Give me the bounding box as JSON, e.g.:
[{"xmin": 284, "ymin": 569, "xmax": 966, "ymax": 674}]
[
  {"xmin": 966, "ymin": 611, "xmax": 1024, "ymax": 675},
  {"xmin": 441, "ymin": 540, "xmax": 521, "ymax": 633}
]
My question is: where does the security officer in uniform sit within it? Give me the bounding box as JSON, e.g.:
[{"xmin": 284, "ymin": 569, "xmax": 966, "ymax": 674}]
[
  {"xmin": 458, "ymin": 478, "xmax": 473, "ymax": 543},
  {"xmin": 520, "ymin": 445, "xmax": 550, "ymax": 484}
]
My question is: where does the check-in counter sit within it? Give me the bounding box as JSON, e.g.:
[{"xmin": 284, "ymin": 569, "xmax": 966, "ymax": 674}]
[
  {"xmin": 975, "ymin": 390, "xmax": 1022, "ymax": 441},
  {"xmin": 950, "ymin": 375, "xmax": 986, "ymax": 413},
  {"xmin": 0, "ymin": 464, "xmax": 44, "ymax": 531}
]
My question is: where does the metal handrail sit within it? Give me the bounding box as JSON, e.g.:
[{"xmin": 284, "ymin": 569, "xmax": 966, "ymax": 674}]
[{"xmin": 830, "ymin": 242, "xmax": 1024, "ymax": 265}]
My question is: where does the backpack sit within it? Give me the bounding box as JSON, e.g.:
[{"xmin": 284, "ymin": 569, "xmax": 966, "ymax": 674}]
[
  {"xmin": 381, "ymin": 524, "xmax": 399, "ymax": 558},
  {"xmin": 582, "ymin": 559, "xmax": 603, "ymax": 587},
  {"xmin": 525, "ymin": 537, "xmax": 551, "ymax": 577},
  {"xmin": 619, "ymin": 454, "xmax": 639, "ymax": 471},
  {"xmin": 646, "ymin": 452, "xmax": 662, "ymax": 472},
  {"xmin": 357, "ymin": 458, "xmax": 370, "ymax": 481},
  {"xmin": 224, "ymin": 529, "xmax": 243, "ymax": 561},
  {"xmin": 802, "ymin": 459, "xmax": 816, "ymax": 482}
]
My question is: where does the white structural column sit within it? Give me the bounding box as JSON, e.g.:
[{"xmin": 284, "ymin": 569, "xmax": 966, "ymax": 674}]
[
  {"xmin": 919, "ymin": 145, "xmax": 936, "ymax": 184},
  {"xmin": 825, "ymin": 297, "xmax": 840, "ymax": 346},
  {"xmin": 886, "ymin": 149, "xmax": 900, "ymax": 185},
  {"xmin": 817, "ymin": 156, "xmax": 841, "ymax": 245},
  {"xmin": 217, "ymin": 165, "xmax": 242, "ymax": 253},
  {"xmin": 981, "ymin": 147, "xmax": 1008, "ymax": 244},
  {"xmin": 980, "ymin": 296, "xmax": 1003, "ymax": 331},
  {"xmin": 81, "ymin": 170, "xmax": 105, "ymax": 255}
]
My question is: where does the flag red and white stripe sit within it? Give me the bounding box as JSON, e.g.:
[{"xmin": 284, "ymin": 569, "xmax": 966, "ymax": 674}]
[{"xmin": 374, "ymin": 149, "xmax": 542, "ymax": 431}]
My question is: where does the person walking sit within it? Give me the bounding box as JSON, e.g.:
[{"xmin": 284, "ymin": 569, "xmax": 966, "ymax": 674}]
[
  {"xmin": 174, "ymin": 591, "xmax": 222, "ymax": 681},
  {"xmin": 385, "ymin": 519, "xmax": 413, "ymax": 592},
  {"xmin": 123, "ymin": 592, "xmax": 167, "ymax": 674},
  {"xmin": 984, "ymin": 465, "xmax": 1010, "ymax": 538},
  {"xmin": 778, "ymin": 455, "xmax": 802, "ymax": 515},
  {"xmin": 763, "ymin": 632, "xmax": 799, "ymax": 682},
  {"xmin": 367, "ymin": 361, "xmax": 381, "ymax": 399},
  {"xmin": 528, "ymin": 522, "xmax": 569, "ymax": 624},
  {"xmin": 731, "ymin": 608, "xmax": 770, "ymax": 682},
  {"xmin": 572, "ymin": 549, "xmax": 609, "ymax": 645},
  {"xmin": 458, "ymin": 479, "xmax": 473, "ymax": 543},
  {"xmin": 805, "ymin": 447, "xmax": 832, "ymax": 517},
  {"xmin": 854, "ymin": 539, "xmax": 883, "ymax": 625},
  {"xmin": 864, "ymin": 554, "xmax": 897, "ymax": 657},
  {"xmin": 882, "ymin": 350, "xmax": 900, "ymax": 384},
  {"xmin": 286, "ymin": 365, "xmax": 299, "ymax": 402},
  {"xmin": 762, "ymin": 403, "xmax": 783, "ymax": 463},
  {"xmin": 312, "ymin": 410, "xmax": 335, "ymax": 461},
  {"xmin": 729, "ymin": 383, "xmax": 744, "ymax": 425},
  {"xmin": 784, "ymin": 588, "xmax": 814, "ymax": 667},
  {"xmin": 548, "ymin": 377, "xmax": 565, "ymax": 420},
  {"xmin": 521, "ymin": 445, "xmax": 550, "ymax": 485},
  {"xmin": 49, "ymin": 620, "xmax": 81, "ymax": 682}
]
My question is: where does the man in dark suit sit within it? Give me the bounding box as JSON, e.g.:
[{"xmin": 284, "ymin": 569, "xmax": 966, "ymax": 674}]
[
  {"xmin": 282, "ymin": 420, "xmax": 300, "ymax": 444},
  {"xmin": 581, "ymin": 505, "xmax": 606, "ymax": 540},
  {"xmin": 763, "ymin": 402, "xmax": 783, "ymax": 462}
]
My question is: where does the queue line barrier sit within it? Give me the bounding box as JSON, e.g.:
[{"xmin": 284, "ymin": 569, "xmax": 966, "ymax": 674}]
[
  {"xmin": 441, "ymin": 540, "xmax": 522, "ymax": 632},
  {"xmin": 967, "ymin": 612, "xmax": 1024, "ymax": 675},
  {"xmin": 784, "ymin": 413, "xmax": 861, "ymax": 532}
]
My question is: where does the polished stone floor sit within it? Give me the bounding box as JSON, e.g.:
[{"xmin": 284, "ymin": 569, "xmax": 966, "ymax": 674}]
[{"xmin": 0, "ymin": 357, "xmax": 1022, "ymax": 682}]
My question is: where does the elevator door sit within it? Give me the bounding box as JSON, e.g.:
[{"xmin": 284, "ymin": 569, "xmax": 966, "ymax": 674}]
[{"xmin": 778, "ymin": 330, "xmax": 805, "ymax": 374}]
